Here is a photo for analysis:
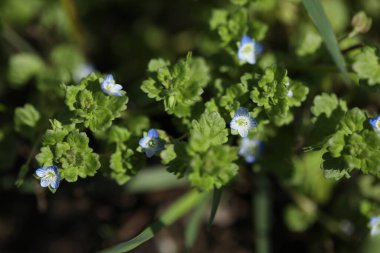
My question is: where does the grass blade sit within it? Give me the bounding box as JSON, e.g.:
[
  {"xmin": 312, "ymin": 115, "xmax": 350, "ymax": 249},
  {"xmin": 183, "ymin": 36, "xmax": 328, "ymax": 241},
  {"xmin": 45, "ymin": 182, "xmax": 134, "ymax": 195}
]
[
  {"xmin": 126, "ymin": 166, "xmax": 187, "ymax": 193},
  {"xmin": 99, "ymin": 190, "xmax": 206, "ymax": 253},
  {"xmin": 207, "ymin": 187, "xmax": 223, "ymax": 229},
  {"xmin": 302, "ymin": 0, "xmax": 348, "ymax": 80},
  {"xmin": 185, "ymin": 195, "xmax": 209, "ymax": 251}
]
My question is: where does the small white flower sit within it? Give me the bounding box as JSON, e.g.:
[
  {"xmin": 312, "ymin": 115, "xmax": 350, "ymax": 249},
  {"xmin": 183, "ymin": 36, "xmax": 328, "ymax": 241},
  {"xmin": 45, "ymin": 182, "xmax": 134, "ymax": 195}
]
[
  {"xmin": 230, "ymin": 107, "xmax": 257, "ymax": 137},
  {"xmin": 239, "ymin": 137, "xmax": 263, "ymax": 163},
  {"xmin": 287, "ymin": 90, "xmax": 293, "ymax": 97},
  {"xmin": 238, "ymin": 35, "xmax": 256, "ymax": 65},
  {"xmin": 139, "ymin": 129, "xmax": 165, "ymax": 158},
  {"xmin": 100, "ymin": 74, "xmax": 123, "ymax": 96},
  {"xmin": 35, "ymin": 165, "xmax": 60, "ymax": 189},
  {"xmin": 370, "ymin": 115, "xmax": 380, "ymax": 133},
  {"xmin": 369, "ymin": 216, "xmax": 380, "ymax": 236}
]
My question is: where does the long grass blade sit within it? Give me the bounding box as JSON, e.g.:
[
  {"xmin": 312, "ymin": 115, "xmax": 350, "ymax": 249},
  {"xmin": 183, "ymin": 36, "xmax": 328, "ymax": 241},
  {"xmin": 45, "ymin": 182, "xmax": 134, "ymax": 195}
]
[
  {"xmin": 207, "ymin": 187, "xmax": 223, "ymax": 229},
  {"xmin": 185, "ymin": 195, "xmax": 209, "ymax": 251},
  {"xmin": 302, "ymin": 0, "xmax": 348, "ymax": 80},
  {"xmin": 98, "ymin": 190, "xmax": 206, "ymax": 253},
  {"xmin": 126, "ymin": 166, "xmax": 187, "ymax": 193}
]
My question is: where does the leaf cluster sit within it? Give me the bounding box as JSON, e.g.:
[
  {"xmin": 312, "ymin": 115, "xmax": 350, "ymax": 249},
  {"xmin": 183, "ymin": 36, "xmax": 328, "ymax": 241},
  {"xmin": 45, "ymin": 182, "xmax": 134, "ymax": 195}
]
[
  {"xmin": 64, "ymin": 73, "xmax": 128, "ymax": 131},
  {"xmin": 141, "ymin": 54, "xmax": 210, "ymax": 118},
  {"xmin": 35, "ymin": 121, "xmax": 100, "ymax": 182},
  {"xmin": 162, "ymin": 111, "xmax": 238, "ymax": 191}
]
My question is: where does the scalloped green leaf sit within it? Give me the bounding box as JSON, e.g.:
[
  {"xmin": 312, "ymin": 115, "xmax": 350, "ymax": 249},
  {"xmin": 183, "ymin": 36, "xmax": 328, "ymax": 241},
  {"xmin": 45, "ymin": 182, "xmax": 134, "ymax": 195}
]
[{"xmin": 189, "ymin": 111, "xmax": 228, "ymax": 153}]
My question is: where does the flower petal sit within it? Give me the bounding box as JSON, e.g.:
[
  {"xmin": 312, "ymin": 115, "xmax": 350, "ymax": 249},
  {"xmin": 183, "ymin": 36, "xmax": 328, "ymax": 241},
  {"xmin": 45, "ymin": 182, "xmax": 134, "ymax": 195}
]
[
  {"xmin": 36, "ymin": 168, "xmax": 47, "ymax": 177},
  {"xmin": 144, "ymin": 148, "xmax": 156, "ymax": 158},
  {"xmin": 236, "ymin": 107, "xmax": 249, "ymax": 117},
  {"xmin": 40, "ymin": 178, "xmax": 50, "ymax": 188},
  {"xmin": 147, "ymin": 129, "xmax": 159, "ymax": 139},
  {"xmin": 103, "ymin": 74, "xmax": 114, "ymax": 83},
  {"xmin": 241, "ymin": 35, "xmax": 253, "ymax": 45},
  {"xmin": 237, "ymin": 127, "xmax": 249, "ymax": 137},
  {"xmin": 249, "ymin": 116, "xmax": 257, "ymax": 128},
  {"xmin": 50, "ymin": 177, "xmax": 60, "ymax": 189},
  {"xmin": 139, "ymin": 136, "xmax": 150, "ymax": 148}
]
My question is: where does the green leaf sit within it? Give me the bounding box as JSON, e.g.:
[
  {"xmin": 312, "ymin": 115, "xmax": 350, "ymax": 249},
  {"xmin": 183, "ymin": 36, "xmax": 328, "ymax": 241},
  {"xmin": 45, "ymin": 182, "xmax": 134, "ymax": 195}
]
[
  {"xmin": 250, "ymin": 66, "xmax": 308, "ymax": 126},
  {"xmin": 284, "ymin": 204, "xmax": 317, "ymax": 232},
  {"xmin": 126, "ymin": 166, "xmax": 187, "ymax": 193},
  {"xmin": 35, "ymin": 146, "xmax": 54, "ymax": 167},
  {"xmin": 189, "ymin": 111, "xmax": 228, "ymax": 153},
  {"xmin": 50, "ymin": 44, "xmax": 83, "ymax": 72},
  {"xmin": 185, "ymin": 196, "xmax": 209, "ymax": 250},
  {"xmin": 352, "ymin": 46, "xmax": 380, "ymax": 85},
  {"xmin": 7, "ymin": 53, "xmax": 44, "ymax": 87},
  {"xmin": 36, "ymin": 128, "xmax": 101, "ymax": 182},
  {"xmin": 108, "ymin": 126, "xmax": 131, "ymax": 143},
  {"xmin": 166, "ymin": 140, "xmax": 192, "ymax": 178},
  {"xmin": 295, "ymin": 24, "xmax": 322, "ymax": 56},
  {"xmin": 110, "ymin": 144, "xmax": 139, "ymax": 185},
  {"xmin": 301, "ymin": 0, "xmax": 348, "ymax": 80},
  {"xmin": 339, "ymin": 108, "xmax": 366, "ymax": 134},
  {"xmin": 98, "ymin": 190, "xmax": 207, "ymax": 253},
  {"xmin": 311, "ymin": 93, "xmax": 342, "ymax": 118},
  {"xmin": 14, "ymin": 104, "xmax": 40, "ymax": 132},
  {"xmin": 141, "ymin": 54, "xmax": 210, "ymax": 118},
  {"xmin": 208, "ymin": 188, "xmax": 223, "ymax": 229},
  {"xmin": 189, "ymin": 145, "xmax": 239, "ymax": 191},
  {"xmin": 209, "ymin": 9, "xmax": 228, "ymax": 30},
  {"xmin": 64, "ymin": 74, "xmax": 128, "ymax": 131}
]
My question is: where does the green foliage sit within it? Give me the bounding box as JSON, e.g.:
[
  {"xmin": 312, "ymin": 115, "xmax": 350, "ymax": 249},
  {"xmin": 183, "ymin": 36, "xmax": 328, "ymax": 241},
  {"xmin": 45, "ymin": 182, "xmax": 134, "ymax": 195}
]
[
  {"xmin": 164, "ymin": 111, "xmax": 238, "ymax": 191},
  {"xmin": 250, "ymin": 66, "xmax": 309, "ymax": 126},
  {"xmin": 351, "ymin": 11, "xmax": 372, "ymax": 35},
  {"xmin": 7, "ymin": 53, "xmax": 44, "ymax": 87},
  {"xmin": 110, "ymin": 144, "xmax": 138, "ymax": 185},
  {"xmin": 188, "ymin": 111, "xmax": 228, "ymax": 152},
  {"xmin": 36, "ymin": 121, "xmax": 100, "ymax": 182},
  {"xmin": 294, "ymin": 24, "xmax": 322, "ymax": 57},
  {"xmin": 311, "ymin": 93, "xmax": 347, "ymax": 118},
  {"xmin": 284, "ymin": 204, "xmax": 317, "ymax": 232},
  {"xmin": 189, "ymin": 145, "xmax": 239, "ymax": 191},
  {"xmin": 209, "ymin": 6, "xmax": 267, "ymax": 48},
  {"xmin": 141, "ymin": 54, "xmax": 210, "ymax": 118},
  {"xmin": 320, "ymin": 108, "xmax": 380, "ymax": 180},
  {"xmin": 14, "ymin": 104, "xmax": 40, "ymax": 132},
  {"xmin": 352, "ymin": 47, "xmax": 380, "ymax": 86},
  {"xmin": 64, "ymin": 73, "xmax": 128, "ymax": 131},
  {"xmin": 302, "ymin": 0, "xmax": 349, "ymax": 78}
]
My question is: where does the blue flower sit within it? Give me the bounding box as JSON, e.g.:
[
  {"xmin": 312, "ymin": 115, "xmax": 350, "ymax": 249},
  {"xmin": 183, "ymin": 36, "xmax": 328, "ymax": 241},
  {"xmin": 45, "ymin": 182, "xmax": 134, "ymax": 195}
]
[
  {"xmin": 238, "ymin": 35, "xmax": 257, "ymax": 65},
  {"xmin": 139, "ymin": 129, "xmax": 165, "ymax": 158},
  {"xmin": 230, "ymin": 107, "xmax": 257, "ymax": 137},
  {"xmin": 100, "ymin": 74, "xmax": 123, "ymax": 96},
  {"xmin": 35, "ymin": 165, "xmax": 60, "ymax": 189},
  {"xmin": 369, "ymin": 216, "xmax": 380, "ymax": 236},
  {"xmin": 370, "ymin": 115, "xmax": 380, "ymax": 133},
  {"xmin": 239, "ymin": 137, "xmax": 263, "ymax": 163}
]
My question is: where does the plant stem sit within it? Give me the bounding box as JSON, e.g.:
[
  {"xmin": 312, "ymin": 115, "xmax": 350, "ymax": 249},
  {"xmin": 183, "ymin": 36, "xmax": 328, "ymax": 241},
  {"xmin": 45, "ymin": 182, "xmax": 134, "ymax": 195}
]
[
  {"xmin": 60, "ymin": 0, "xmax": 86, "ymax": 51},
  {"xmin": 253, "ymin": 171, "xmax": 271, "ymax": 253},
  {"xmin": 2, "ymin": 24, "xmax": 37, "ymax": 53},
  {"xmin": 98, "ymin": 190, "xmax": 207, "ymax": 253}
]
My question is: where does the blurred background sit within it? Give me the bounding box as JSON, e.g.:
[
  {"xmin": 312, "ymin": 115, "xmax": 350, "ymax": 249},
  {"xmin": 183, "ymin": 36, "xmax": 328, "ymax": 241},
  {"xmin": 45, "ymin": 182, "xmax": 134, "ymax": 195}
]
[{"xmin": 1, "ymin": 0, "xmax": 380, "ymax": 252}]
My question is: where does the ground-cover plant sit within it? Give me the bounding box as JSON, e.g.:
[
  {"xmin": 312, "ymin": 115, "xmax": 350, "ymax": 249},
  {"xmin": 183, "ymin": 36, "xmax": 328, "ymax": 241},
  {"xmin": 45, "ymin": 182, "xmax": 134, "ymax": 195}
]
[{"xmin": 2, "ymin": 0, "xmax": 380, "ymax": 252}]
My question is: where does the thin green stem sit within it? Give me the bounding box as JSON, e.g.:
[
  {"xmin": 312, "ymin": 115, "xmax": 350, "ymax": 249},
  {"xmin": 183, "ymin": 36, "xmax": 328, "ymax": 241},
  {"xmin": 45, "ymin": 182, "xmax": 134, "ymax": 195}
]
[
  {"xmin": 2, "ymin": 24, "xmax": 37, "ymax": 53},
  {"xmin": 98, "ymin": 190, "xmax": 207, "ymax": 253},
  {"xmin": 15, "ymin": 134, "xmax": 43, "ymax": 187},
  {"xmin": 60, "ymin": 0, "xmax": 86, "ymax": 51},
  {"xmin": 253, "ymin": 171, "xmax": 271, "ymax": 253}
]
